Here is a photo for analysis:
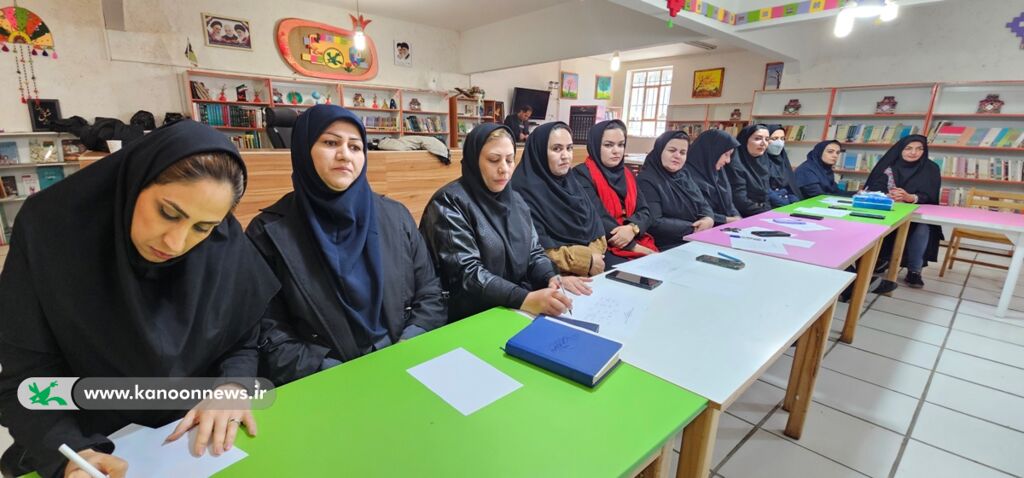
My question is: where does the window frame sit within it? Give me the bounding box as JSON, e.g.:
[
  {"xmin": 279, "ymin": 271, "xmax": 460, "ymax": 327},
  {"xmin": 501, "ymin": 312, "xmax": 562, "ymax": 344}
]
[{"xmin": 624, "ymin": 66, "xmax": 674, "ymax": 138}]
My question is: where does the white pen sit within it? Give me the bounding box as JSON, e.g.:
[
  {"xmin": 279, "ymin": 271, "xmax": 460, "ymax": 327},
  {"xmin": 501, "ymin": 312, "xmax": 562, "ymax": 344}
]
[
  {"xmin": 554, "ymin": 276, "xmax": 574, "ymax": 317},
  {"xmin": 59, "ymin": 444, "xmax": 106, "ymax": 478}
]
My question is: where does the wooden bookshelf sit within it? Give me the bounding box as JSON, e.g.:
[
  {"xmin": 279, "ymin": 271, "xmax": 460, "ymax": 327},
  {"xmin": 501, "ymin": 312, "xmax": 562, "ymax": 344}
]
[
  {"xmin": 347, "ymin": 106, "xmax": 400, "ymax": 112},
  {"xmin": 0, "ymin": 161, "xmax": 80, "ymax": 170}
]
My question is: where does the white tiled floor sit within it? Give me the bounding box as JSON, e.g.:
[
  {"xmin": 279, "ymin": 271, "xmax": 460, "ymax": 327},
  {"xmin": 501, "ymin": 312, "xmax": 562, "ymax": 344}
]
[
  {"xmin": 698, "ymin": 250, "xmax": 1024, "ymax": 478},
  {"xmin": 3, "ymin": 252, "xmax": 1022, "ymax": 478}
]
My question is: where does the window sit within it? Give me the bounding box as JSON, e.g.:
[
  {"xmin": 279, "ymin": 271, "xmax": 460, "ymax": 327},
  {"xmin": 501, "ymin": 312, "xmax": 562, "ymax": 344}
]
[{"xmin": 625, "ymin": 67, "xmax": 673, "ymax": 137}]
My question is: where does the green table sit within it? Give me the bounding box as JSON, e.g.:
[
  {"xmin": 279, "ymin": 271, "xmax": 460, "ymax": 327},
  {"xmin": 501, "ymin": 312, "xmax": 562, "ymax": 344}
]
[
  {"xmin": 216, "ymin": 308, "xmax": 706, "ymax": 477},
  {"xmin": 775, "ymin": 195, "xmax": 919, "ymax": 343}
]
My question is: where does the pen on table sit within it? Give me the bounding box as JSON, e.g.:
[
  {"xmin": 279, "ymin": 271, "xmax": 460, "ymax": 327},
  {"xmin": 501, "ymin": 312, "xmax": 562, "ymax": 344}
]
[
  {"xmin": 718, "ymin": 252, "xmax": 743, "ymax": 263},
  {"xmin": 59, "ymin": 444, "xmax": 106, "ymax": 478},
  {"xmin": 728, "ymin": 234, "xmax": 766, "ymax": 242},
  {"xmin": 555, "ymin": 276, "xmax": 574, "ymax": 317}
]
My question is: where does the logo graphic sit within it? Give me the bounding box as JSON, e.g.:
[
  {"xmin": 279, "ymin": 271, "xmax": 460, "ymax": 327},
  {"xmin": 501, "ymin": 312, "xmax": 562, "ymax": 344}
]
[{"xmin": 28, "ymin": 380, "xmax": 67, "ymax": 406}]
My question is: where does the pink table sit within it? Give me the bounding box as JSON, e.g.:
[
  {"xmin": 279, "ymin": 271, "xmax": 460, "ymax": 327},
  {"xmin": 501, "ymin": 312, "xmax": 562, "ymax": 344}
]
[
  {"xmin": 684, "ymin": 211, "xmax": 889, "ymax": 269},
  {"xmin": 913, "ymin": 205, "xmax": 1024, "ymax": 317}
]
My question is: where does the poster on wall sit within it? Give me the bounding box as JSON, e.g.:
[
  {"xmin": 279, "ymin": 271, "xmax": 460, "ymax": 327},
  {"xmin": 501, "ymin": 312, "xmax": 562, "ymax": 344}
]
[
  {"xmin": 595, "ymin": 75, "xmax": 612, "ymax": 100},
  {"xmin": 763, "ymin": 62, "xmax": 784, "ymax": 90},
  {"xmin": 560, "ymin": 71, "xmax": 579, "ymax": 99},
  {"xmin": 203, "ymin": 13, "xmax": 252, "ymax": 50},
  {"xmin": 394, "ymin": 40, "xmax": 411, "ymax": 67},
  {"xmin": 692, "ymin": 67, "xmax": 724, "ymax": 98},
  {"xmin": 276, "ymin": 18, "xmax": 378, "ymax": 81}
]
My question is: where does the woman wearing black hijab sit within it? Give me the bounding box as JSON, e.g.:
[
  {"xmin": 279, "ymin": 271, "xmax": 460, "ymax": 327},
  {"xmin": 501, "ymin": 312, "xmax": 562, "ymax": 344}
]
[
  {"xmin": 246, "ymin": 105, "xmax": 445, "ymax": 386},
  {"xmin": 764, "ymin": 124, "xmax": 802, "ymax": 205},
  {"xmin": 637, "ymin": 131, "xmax": 716, "ymax": 250},
  {"xmin": 682, "ymin": 129, "xmax": 743, "ymax": 225},
  {"xmin": 0, "ymin": 121, "xmax": 278, "ymax": 478},
  {"xmin": 573, "ymin": 120, "xmax": 658, "ymax": 266},
  {"xmin": 725, "ymin": 124, "xmax": 773, "ymax": 216},
  {"xmin": 511, "ymin": 122, "xmax": 607, "ymax": 276},
  {"xmin": 420, "ymin": 124, "xmax": 590, "ymax": 322},
  {"xmin": 865, "ymin": 134, "xmax": 942, "ymax": 289},
  {"xmin": 795, "ymin": 140, "xmax": 855, "ymax": 198}
]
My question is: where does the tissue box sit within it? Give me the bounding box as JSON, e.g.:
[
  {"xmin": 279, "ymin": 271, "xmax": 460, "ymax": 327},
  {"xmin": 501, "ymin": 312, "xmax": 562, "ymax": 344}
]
[{"xmin": 852, "ymin": 192, "xmax": 894, "ymax": 211}]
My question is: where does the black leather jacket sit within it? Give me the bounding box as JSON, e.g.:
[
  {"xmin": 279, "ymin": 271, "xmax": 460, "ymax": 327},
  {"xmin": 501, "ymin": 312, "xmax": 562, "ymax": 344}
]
[{"xmin": 419, "ymin": 180, "xmax": 557, "ymax": 322}]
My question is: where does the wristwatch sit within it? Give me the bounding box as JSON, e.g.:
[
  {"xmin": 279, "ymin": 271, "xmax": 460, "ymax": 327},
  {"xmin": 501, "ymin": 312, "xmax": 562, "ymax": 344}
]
[{"xmin": 629, "ymin": 223, "xmax": 640, "ymax": 235}]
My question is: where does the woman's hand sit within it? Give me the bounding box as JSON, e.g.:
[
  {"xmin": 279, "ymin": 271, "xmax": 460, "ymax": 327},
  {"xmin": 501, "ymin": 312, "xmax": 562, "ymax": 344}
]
[
  {"xmin": 692, "ymin": 217, "xmax": 715, "ymax": 232},
  {"xmin": 550, "ymin": 275, "xmax": 593, "ymax": 296},
  {"xmin": 633, "ymin": 245, "xmax": 657, "ymax": 256},
  {"xmin": 165, "ymin": 383, "xmax": 257, "ymax": 457},
  {"xmin": 888, "ymin": 187, "xmax": 908, "ymax": 202},
  {"xmin": 589, "ymin": 253, "xmax": 606, "ymax": 276},
  {"xmin": 521, "ymin": 289, "xmax": 572, "ymax": 316},
  {"xmin": 64, "ymin": 449, "xmax": 127, "ymax": 478},
  {"xmin": 608, "ymin": 225, "xmax": 637, "ymax": 248}
]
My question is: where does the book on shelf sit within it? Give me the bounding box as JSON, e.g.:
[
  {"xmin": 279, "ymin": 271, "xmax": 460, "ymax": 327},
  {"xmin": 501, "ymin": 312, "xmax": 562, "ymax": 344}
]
[
  {"xmin": 931, "ymin": 155, "xmax": 1023, "ymax": 182},
  {"xmin": 840, "ymin": 152, "xmax": 882, "ymax": 171},
  {"xmin": 61, "ymin": 139, "xmax": 87, "ymax": 161},
  {"xmin": 192, "ymin": 103, "xmax": 263, "ymax": 128},
  {"xmin": 930, "ymin": 123, "xmax": 1024, "ymax": 148},
  {"xmin": 939, "ymin": 187, "xmax": 969, "ymax": 207},
  {"xmin": 189, "ymin": 81, "xmax": 213, "ymax": 101},
  {"xmin": 1, "ymin": 175, "xmax": 18, "ymax": 197},
  {"xmin": 37, "ymin": 166, "xmax": 65, "ymax": 190},
  {"xmin": 19, "ymin": 173, "xmax": 39, "ymax": 196},
  {"xmin": 228, "ymin": 132, "xmax": 262, "ymax": 150},
  {"xmin": 29, "ymin": 140, "xmax": 58, "ymax": 163},
  {"xmin": 831, "ymin": 123, "xmax": 919, "ymax": 144},
  {"xmin": 363, "ymin": 116, "xmax": 398, "ymax": 131},
  {"xmin": 0, "ymin": 141, "xmax": 18, "ymax": 165}
]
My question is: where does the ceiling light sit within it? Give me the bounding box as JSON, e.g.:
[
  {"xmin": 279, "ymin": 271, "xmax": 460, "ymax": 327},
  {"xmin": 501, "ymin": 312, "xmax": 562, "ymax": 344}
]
[
  {"xmin": 834, "ymin": 1, "xmax": 898, "ymax": 38},
  {"xmin": 610, "ymin": 51, "xmax": 621, "ymax": 72}
]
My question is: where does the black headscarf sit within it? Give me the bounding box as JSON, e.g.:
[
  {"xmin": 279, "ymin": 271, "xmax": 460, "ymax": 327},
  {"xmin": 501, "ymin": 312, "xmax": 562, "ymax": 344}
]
[
  {"xmin": 290, "ymin": 105, "xmax": 386, "ymax": 348},
  {"xmin": 684, "ymin": 129, "xmax": 741, "ymax": 210},
  {"xmin": 734, "ymin": 123, "xmax": 772, "ymax": 193},
  {"xmin": 765, "ymin": 124, "xmax": 790, "ymax": 186},
  {"xmin": 865, "ymin": 134, "xmax": 940, "ymax": 198},
  {"xmin": 2, "ymin": 119, "xmax": 278, "ymax": 377},
  {"xmin": 460, "ymin": 123, "xmax": 530, "ymax": 279},
  {"xmin": 511, "ymin": 121, "xmax": 604, "ymax": 249},
  {"xmin": 586, "ymin": 119, "xmax": 629, "ymax": 197},
  {"xmin": 638, "ymin": 130, "xmax": 705, "ymax": 214}
]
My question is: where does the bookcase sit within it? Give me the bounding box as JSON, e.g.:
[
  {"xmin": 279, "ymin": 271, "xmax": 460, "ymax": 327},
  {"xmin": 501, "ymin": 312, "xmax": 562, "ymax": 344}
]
[
  {"xmin": 186, "ymin": 71, "xmax": 272, "ymax": 150},
  {"xmin": 665, "ymin": 102, "xmax": 752, "ymax": 138},
  {"xmin": 750, "ymin": 81, "xmax": 1024, "ymax": 206},
  {"xmin": 451, "ymin": 98, "xmax": 503, "ymax": 148},
  {"xmin": 0, "ymin": 131, "xmax": 83, "ymax": 245}
]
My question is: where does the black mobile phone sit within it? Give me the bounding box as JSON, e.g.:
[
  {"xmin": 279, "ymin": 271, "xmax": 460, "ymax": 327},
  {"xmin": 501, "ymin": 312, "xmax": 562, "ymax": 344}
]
[
  {"xmin": 828, "ymin": 205, "xmax": 850, "ymax": 210},
  {"xmin": 791, "ymin": 213, "xmax": 824, "ymax": 220},
  {"xmin": 850, "ymin": 211, "xmax": 885, "ymax": 219},
  {"xmin": 696, "ymin": 254, "xmax": 745, "ymax": 270},
  {"xmin": 837, "ymin": 199, "xmax": 853, "ymax": 204},
  {"xmin": 606, "ymin": 270, "xmax": 663, "ymax": 290},
  {"xmin": 751, "ymin": 230, "xmax": 792, "ymax": 238}
]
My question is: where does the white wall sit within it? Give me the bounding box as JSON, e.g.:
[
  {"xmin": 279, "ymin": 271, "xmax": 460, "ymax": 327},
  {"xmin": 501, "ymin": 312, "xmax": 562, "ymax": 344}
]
[
  {"xmin": 0, "ymin": 0, "xmax": 469, "ymax": 132},
  {"xmin": 470, "ymin": 57, "xmax": 614, "ymax": 124}
]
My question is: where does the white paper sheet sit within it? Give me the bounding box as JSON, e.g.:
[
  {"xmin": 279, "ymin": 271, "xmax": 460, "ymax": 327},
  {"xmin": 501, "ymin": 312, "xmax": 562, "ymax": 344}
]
[
  {"xmin": 736, "ymin": 227, "xmax": 815, "ymax": 248},
  {"xmin": 611, "ymin": 250, "xmax": 740, "ymax": 301},
  {"xmin": 107, "ymin": 419, "xmax": 247, "ymax": 478},
  {"xmin": 794, "ymin": 206, "xmax": 851, "ymax": 218},
  {"xmin": 567, "ymin": 288, "xmax": 640, "ymax": 337},
  {"xmin": 729, "ymin": 235, "xmax": 788, "ymax": 255},
  {"xmin": 819, "ymin": 196, "xmax": 853, "ymax": 206},
  {"xmin": 763, "ymin": 217, "xmax": 832, "ymax": 232},
  {"xmin": 407, "ymin": 347, "xmax": 522, "ymax": 416}
]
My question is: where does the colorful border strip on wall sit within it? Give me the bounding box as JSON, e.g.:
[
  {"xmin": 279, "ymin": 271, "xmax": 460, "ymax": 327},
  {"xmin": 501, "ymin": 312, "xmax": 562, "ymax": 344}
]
[{"xmin": 668, "ymin": 0, "xmax": 851, "ymax": 26}]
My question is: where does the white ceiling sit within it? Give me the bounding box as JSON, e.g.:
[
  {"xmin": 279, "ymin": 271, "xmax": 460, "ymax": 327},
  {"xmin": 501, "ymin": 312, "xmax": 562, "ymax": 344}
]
[
  {"xmin": 589, "ymin": 41, "xmax": 737, "ymax": 62},
  {"xmin": 305, "ymin": 0, "xmax": 576, "ymax": 32}
]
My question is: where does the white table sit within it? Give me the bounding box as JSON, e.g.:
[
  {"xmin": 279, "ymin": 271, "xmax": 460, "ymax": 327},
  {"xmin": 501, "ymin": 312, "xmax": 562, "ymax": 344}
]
[
  {"xmin": 912, "ymin": 205, "xmax": 1024, "ymax": 318},
  {"xmin": 571, "ymin": 242, "xmax": 854, "ymax": 478}
]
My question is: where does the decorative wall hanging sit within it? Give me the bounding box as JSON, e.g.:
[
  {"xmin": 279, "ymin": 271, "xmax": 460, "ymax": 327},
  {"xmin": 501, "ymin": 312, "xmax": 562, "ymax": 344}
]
[
  {"xmin": 977, "ymin": 94, "xmax": 1004, "ymax": 114},
  {"xmin": 666, "ymin": 0, "xmax": 853, "ymax": 27},
  {"xmin": 203, "ymin": 13, "xmax": 252, "ymax": 50},
  {"xmin": 1, "ymin": 5, "xmax": 57, "ymax": 103},
  {"xmin": 276, "ymin": 18, "xmax": 379, "ymax": 81},
  {"xmin": 27, "ymin": 98, "xmax": 59, "ymax": 131},
  {"xmin": 692, "ymin": 67, "xmax": 724, "ymax": 98},
  {"xmin": 875, "ymin": 96, "xmax": 898, "ymax": 114},
  {"xmin": 560, "ymin": 71, "xmax": 579, "ymax": 99},
  {"xmin": 1007, "ymin": 11, "xmax": 1024, "ymax": 49},
  {"xmin": 730, "ymin": 108, "xmax": 742, "ymax": 120},
  {"xmin": 763, "ymin": 62, "xmax": 783, "ymax": 90},
  {"xmin": 783, "ymin": 99, "xmax": 802, "ymax": 115},
  {"xmin": 595, "ymin": 75, "xmax": 612, "ymax": 100}
]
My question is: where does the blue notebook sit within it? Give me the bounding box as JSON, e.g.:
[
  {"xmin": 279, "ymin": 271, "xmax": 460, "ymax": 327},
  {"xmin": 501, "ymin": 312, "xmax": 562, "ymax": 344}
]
[{"xmin": 505, "ymin": 317, "xmax": 623, "ymax": 388}]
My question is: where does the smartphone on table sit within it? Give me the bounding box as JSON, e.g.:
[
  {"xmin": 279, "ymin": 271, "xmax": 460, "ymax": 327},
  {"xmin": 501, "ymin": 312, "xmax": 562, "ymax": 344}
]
[{"xmin": 606, "ymin": 270, "xmax": 663, "ymax": 290}]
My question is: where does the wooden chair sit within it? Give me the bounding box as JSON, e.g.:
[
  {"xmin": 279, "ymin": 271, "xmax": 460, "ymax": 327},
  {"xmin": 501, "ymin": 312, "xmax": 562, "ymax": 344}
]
[{"xmin": 940, "ymin": 188, "xmax": 1024, "ymax": 276}]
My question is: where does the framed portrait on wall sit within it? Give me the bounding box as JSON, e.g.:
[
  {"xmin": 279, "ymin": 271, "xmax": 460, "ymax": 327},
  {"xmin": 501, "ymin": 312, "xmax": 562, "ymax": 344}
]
[
  {"xmin": 560, "ymin": 71, "xmax": 579, "ymax": 99},
  {"xmin": 764, "ymin": 62, "xmax": 784, "ymax": 90},
  {"xmin": 28, "ymin": 99, "xmax": 61, "ymax": 132},
  {"xmin": 692, "ymin": 67, "xmax": 724, "ymax": 98},
  {"xmin": 203, "ymin": 13, "xmax": 252, "ymax": 50},
  {"xmin": 394, "ymin": 40, "xmax": 411, "ymax": 67}
]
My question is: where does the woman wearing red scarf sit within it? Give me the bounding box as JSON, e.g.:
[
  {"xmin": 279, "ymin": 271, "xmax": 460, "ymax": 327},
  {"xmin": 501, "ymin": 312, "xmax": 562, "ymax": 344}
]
[{"xmin": 573, "ymin": 120, "xmax": 658, "ymax": 267}]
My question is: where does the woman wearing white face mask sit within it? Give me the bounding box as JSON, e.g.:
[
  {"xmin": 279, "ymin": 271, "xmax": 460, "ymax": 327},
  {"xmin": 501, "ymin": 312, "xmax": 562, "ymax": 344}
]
[
  {"xmin": 764, "ymin": 125, "xmax": 802, "ymax": 205},
  {"xmin": 724, "ymin": 124, "xmax": 773, "ymax": 216}
]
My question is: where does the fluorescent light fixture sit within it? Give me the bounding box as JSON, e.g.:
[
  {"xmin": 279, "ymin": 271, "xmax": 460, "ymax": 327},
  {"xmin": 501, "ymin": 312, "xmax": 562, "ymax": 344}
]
[
  {"xmin": 610, "ymin": 51, "xmax": 621, "ymax": 71},
  {"xmin": 834, "ymin": 1, "xmax": 898, "ymax": 38}
]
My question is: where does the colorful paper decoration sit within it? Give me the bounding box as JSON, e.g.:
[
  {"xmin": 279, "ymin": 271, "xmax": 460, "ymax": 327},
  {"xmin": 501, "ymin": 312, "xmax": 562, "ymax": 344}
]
[
  {"xmin": 666, "ymin": 0, "xmax": 850, "ymax": 27},
  {"xmin": 1008, "ymin": 11, "xmax": 1024, "ymax": 49},
  {"xmin": 276, "ymin": 18, "xmax": 378, "ymax": 81},
  {"xmin": 1, "ymin": 6, "xmax": 55, "ymax": 103}
]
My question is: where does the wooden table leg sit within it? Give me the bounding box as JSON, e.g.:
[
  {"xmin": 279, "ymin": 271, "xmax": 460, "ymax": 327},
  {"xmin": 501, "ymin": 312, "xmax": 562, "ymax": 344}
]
[
  {"xmin": 676, "ymin": 406, "xmax": 721, "ymax": 478},
  {"xmin": 885, "ymin": 220, "xmax": 911, "ymax": 283},
  {"xmin": 995, "ymin": 233, "xmax": 1024, "ymax": 317},
  {"xmin": 841, "ymin": 243, "xmax": 880, "ymax": 344},
  {"xmin": 636, "ymin": 439, "xmax": 675, "ymax": 478},
  {"xmin": 783, "ymin": 326, "xmax": 812, "ymax": 412},
  {"xmin": 784, "ymin": 302, "xmax": 836, "ymax": 440}
]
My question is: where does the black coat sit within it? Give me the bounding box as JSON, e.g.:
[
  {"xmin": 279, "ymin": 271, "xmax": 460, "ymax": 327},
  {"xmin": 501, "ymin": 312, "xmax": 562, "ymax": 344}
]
[
  {"xmin": 725, "ymin": 125, "xmax": 772, "ymax": 217},
  {"xmin": 247, "ymin": 193, "xmax": 445, "ymax": 385},
  {"xmin": 419, "ymin": 180, "xmax": 556, "ymax": 322}
]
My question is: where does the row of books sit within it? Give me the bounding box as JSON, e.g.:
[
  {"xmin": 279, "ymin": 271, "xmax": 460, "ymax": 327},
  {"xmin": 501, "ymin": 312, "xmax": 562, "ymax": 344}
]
[
  {"xmin": 831, "ymin": 123, "xmax": 920, "ymax": 144},
  {"xmin": 192, "ymin": 103, "xmax": 263, "ymax": 129},
  {"xmin": 0, "ymin": 139, "xmax": 86, "ymax": 165},
  {"xmin": 363, "ymin": 116, "xmax": 399, "ymax": 131},
  {"xmin": 778, "ymin": 124, "xmax": 807, "ymax": 141},
  {"xmin": 929, "ymin": 123, "xmax": 1024, "ymax": 148},
  {"xmin": 840, "ymin": 152, "xmax": 881, "ymax": 171},
  {"xmin": 0, "ymin": 207, "xmax": 9, "ymax": 246},
  {"xmin": 932, "ymin": 156, "xmax": 1023, "ymax": 182},
  {"xmin": 405, "ymin": 116, "xmax": 446, "ymax": 133},
  {"xmin": 0, "ymin": 167, "xmax": 65, "ymax": 199},
  {"xmin": 709, "ymin": 123, "xmax": 742, "ymax": 137},
  {"xmin": 190, "ymin": 81, "xmax": 214, "ymax": 101},
  {"xmin": 228, "ymin": 133, "xmax": 262, "ymax": 150}
]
